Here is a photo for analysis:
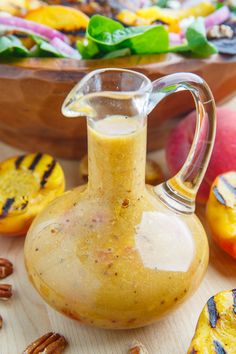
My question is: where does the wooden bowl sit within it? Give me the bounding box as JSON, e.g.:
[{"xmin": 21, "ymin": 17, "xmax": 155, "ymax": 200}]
[{"xmin": 0, "ymin": 53, "xmax": 235, "ymax": 159}]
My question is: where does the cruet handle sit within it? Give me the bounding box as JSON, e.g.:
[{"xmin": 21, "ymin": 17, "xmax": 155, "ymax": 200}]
[{"xmin": 149, "ymin": 73, "xmax": 216, "ymax": 214}]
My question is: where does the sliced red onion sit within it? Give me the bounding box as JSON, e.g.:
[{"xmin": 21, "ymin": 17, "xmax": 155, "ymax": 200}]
[
  {"xmin": 205, "ymin": 6, "xmax": 231, "ymax": 29},
  {"xmin": 0, "ymin": 15, "xmax": 68, "ymax": 42},
  {"xmin": 169, "ymin": 32, "xmax": 184, "ymax": 45},
  {"xmin": 50, "ymin": 38, "xmax": 81, "ymax": 59}
]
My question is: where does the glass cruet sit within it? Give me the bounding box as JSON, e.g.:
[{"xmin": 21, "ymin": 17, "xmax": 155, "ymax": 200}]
[{"xmin": 24, "ymin": 68, "xmax": 216, "ymax": 329}]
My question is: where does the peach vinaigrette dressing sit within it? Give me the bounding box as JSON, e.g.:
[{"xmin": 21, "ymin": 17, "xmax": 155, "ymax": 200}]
[{"xmin": 24, "ymin": 69, "xmax": 216, "ymax": 329}]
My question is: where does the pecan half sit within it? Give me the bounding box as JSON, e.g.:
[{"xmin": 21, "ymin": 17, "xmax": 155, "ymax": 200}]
[
  {"xmin": 0, "ymin": 284, "xmax": 12, "ymax": 300},
  {"xmin": 0, "ymin": 258, "xmax": 13, "ymax": 279},
  {"xmin": 0, "ymin": 315, "xmax": 2, "ymax": 329},
  {"xmin": 207, "ymin": 24, "xmax": 234, "ymax": 39},
  {"xmin": 23, "ymin": 332, "xmax": 68, "ymax": 354},
  {"xmin": 128, "ymin": 341, "xmax": 149, "ymax": 354}
]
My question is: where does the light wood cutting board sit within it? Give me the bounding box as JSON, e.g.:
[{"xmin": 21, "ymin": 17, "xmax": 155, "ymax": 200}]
[{"xmin": 1, "ymin": 100, "xmax": 236, "ymax": 354}]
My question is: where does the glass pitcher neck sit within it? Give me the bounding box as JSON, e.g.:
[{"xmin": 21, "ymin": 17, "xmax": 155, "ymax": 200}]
[{"xmin": 87, "ymin": 116, "xmax": 147, "ymax": 199}]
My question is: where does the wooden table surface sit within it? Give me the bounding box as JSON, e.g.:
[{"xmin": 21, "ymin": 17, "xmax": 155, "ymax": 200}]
[{"xmin": 1, "ymin": 99, "xmax": 236, "ymax": 354}]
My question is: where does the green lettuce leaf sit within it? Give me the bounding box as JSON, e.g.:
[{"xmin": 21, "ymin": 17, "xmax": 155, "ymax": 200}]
[
  {"xmin": 127, "ymin": 25, "xmax": 168, "ymax": 54},
  {"xmin": 169, "ymin": 43, "xmax": 190, "ymax": 53},
  {"xmin": 186, "ymin": 18, "xmax": 217, "ymax": 57},
  {"xmin": 86, "ymin": 15, "xmax": 169, "ymax": 55},
  {"xmin": 0, "ymin": 35, "xmax": 29, "ymax": 57},
  {"xmin": 76, "ymin": 39, "xmax": 99, "ymax": 59},
  {"xmin": 155, "ymin": 0, "xmax": 168, "ymax": 8},
  {"xmin": 87, "ymin": 15, "xmax": 123, "ymax": 44},
  {"xmin": 29, "ymin": 36, "xmax": 67, "ymax": 57}
]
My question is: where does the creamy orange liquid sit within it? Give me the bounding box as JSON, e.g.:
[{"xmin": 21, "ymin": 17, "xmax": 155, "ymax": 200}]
[{"xmin": 24, "ymin": 116, "xmax": 208, "ymax": 329}]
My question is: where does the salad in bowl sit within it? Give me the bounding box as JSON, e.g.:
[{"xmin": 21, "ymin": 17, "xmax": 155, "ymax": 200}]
[{"xmin": 0, "ymin": 0, "xmax": 235, "ymax": 59}]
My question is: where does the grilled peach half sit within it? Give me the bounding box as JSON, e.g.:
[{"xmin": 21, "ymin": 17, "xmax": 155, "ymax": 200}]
[
  {"xmin": 25, "ymin": 5, "xmax": 89, "ymax": 31},
  {"xmin": 188, "ymin": 289, "xmax": 236, "ymax": 353},
  {"xmin": 0, "ymin": 153, "xmax": 65, "ymax": 236},
  {"xmin": 206, "ymin": 171, "xmax": 236, "ymax": 259}
]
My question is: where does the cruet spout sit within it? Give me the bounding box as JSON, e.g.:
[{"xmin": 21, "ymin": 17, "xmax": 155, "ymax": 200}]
[{"xmin": 62, "ymin": 68, "xmax": 152, "ymax": 121}]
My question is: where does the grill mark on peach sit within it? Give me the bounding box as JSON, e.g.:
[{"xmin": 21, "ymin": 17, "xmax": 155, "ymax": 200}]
[
  {"xmin": 207, "ymin": 296, "xmax": 219, "ymax": 328},
  {"xmin": 233, "ymin": 289, "xmax": 236, "ymax": 314},
  {"xmin": 15, "ymin": 155, "xmax": 26, "ymax": 169},
  {"xmin": 61, "ymin": 29, "xmax": 85, "ymax": 36},
  {"xmin": 28, "ymin": 153, "xmax": 43, "ymax": 171},
  {"xmin": 40, "ymin": 159, "xmax": 56, "ymax": 188},
  {"xmin": 213, "ymin": 186, "xmax": 226, "ymax": 205},
  {"xmin": 0, "ymin": 198, "xmax": 15, "ymax": 219},
  {"xmin": 220, "ymin": 176, "xmax": 236, "ymax": 196},
  {"xmin": 21, "ymin": 200, "xmax": 29, "ymax": 210},
  {"xmin": 213, "ymin": 340, "xmax": 227, "ymax": 354}
]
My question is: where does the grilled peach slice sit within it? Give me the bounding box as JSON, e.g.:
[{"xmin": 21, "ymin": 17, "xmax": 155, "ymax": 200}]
[
  {"xmin": 188, "ymin": 289, "xmax": 236, "ymax": 353},
  {"xmin": 25, "ymin": 5, "xmax": 89, "ymax": 32},
  {"xmin": 0, "ymin": 153, "xmax": 65, "ymax": 236},
  {"xmin": 206, "ymin": 171, "xmax": 236, "ymax": 259}
]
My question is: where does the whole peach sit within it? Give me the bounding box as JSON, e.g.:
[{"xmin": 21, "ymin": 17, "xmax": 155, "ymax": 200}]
[{"xmin": 165, "ymin": 107, "xmax": 236, "ymax": 203}]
